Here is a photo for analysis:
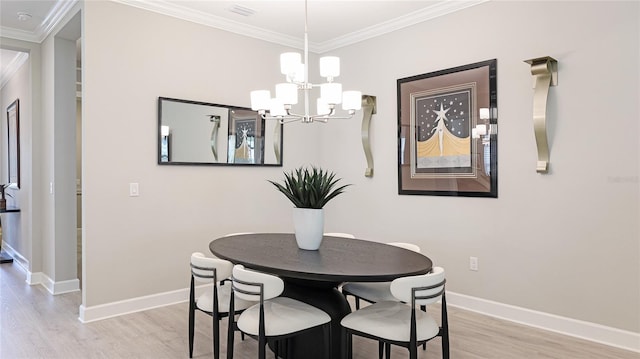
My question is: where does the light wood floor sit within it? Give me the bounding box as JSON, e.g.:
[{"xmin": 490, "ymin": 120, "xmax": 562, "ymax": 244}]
[{"xmin": 1, "ymin": 263, "xmax": 637, "ymax": 359}]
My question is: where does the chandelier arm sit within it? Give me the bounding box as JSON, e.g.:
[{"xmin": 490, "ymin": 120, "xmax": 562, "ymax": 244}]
[
  {"xmin": 279, "ymin": 118, "xmax": 304, "ymax": 124},
  {"xmin": 310, "ymin": 114, "xmax": 355, "ymax": 121},
  {"xmin": 284, "ymin": 108, "xmax": 312, "ymax": 120},
  {"xmin": 261, "ymin": 113, "xmax": 302, "ymax": 123}
]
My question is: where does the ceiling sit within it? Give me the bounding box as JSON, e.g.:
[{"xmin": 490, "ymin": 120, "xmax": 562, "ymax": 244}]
[{"xmin": 1, "ymin": 0, "xmax": 486, "ymax": 84}]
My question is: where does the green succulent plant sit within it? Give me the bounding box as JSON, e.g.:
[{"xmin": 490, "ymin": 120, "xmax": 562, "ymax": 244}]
[{"xmin": 268, "ymin": 166, "xmax": 350, "ymax": 209}]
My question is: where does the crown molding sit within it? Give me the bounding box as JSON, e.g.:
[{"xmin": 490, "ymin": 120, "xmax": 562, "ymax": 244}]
[
  {"xmin": 112, "ymin": 0, "xmax": 488, "ymax": 54},
  {"xmin": 0, "ymin": 51, "xmax": 29, "ymax": 88},
  {"xmin": 0, "ymin": 0, "xmax": 78, "ymax": 43},
  {"xmin": 314, "ymin": 0, "xmax": 489, "ymax": 53},
  {"xmin": 111, "ymin": 0, "xmax": 304, "ymax": 49},
  {"xmin": 0, "ymin": 26, "xmax": 40, "ymax": 43},
  {"xmin": 36, "ymin": 0, "xmax": 79, "ymax": 42}
]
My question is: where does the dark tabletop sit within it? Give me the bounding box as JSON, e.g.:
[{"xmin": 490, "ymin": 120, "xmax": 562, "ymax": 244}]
[
  {"xmin": 0, "ymin": 207, "xmax": 20, "ymax": 213},
  {"xmin": 209, "ymin": 233, "xmax": 432, "ymax": 283}
]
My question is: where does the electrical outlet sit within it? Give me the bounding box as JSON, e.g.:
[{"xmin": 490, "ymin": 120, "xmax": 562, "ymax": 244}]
[{"xmin": 469, "ymin": 256, "xmax": 478, "ymax": 271}]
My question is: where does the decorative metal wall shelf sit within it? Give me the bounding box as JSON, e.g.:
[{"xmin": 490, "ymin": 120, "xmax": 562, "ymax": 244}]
[{"xmin": 524, "ymin": 56, "xmax": 558, "ymax": 174}]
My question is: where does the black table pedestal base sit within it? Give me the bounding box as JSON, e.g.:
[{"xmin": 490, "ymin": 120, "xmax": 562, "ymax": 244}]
[{"xmin": 274, "ymin": 279, "xmax": 351, "ymax": 359}]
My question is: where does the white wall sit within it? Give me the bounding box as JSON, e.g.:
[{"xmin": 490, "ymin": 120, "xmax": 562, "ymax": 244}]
[{"xmin": 322, "ymin": 1, "xmax": 639, "ymax": 333}]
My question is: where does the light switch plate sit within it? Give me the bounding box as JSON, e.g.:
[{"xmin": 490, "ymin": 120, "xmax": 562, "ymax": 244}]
[{"xmin": 129, "ymin": 183, "xmax": 139, "ymax": 197}]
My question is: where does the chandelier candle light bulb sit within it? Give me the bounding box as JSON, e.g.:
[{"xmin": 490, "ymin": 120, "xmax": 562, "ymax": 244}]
[
  {"xmin": 250, "ymin": 0, "xmax": 361, "ymax": 124},
  {"xmin": 319, "ymin": 56, "xmax": 340, "ymax": 79}
]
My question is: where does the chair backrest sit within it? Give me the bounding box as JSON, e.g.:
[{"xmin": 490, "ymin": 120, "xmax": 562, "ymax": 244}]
[
  {"xmin": 324, "ymin": 232, "xmax": 356, "ymax": 239},
  {"xmin": 389, "ymin": 267, "xmax": 445, "ymax": 306},
  {"xmin": 232, "ymin": 265, "xmax": 284, "ymax": 302},
  {"xmin": 191, "ymin": 252, "xmax": 233, "ymax": 284},
  {"xmin": 388, "ymin": 242, "xmax": 421, "ymax": 253}
]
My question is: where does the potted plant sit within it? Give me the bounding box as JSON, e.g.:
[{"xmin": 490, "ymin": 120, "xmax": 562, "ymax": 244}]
[{"xmin": 269, "ymin": 166, "xmax": 350, "ymax": 250}]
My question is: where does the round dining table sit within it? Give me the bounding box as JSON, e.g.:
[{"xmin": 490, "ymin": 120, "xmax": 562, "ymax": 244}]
[{"xmin": 210, "ymin": 233, "xmax": 432, "ymax": 359}]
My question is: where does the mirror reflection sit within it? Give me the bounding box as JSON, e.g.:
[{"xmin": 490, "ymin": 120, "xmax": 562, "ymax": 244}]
[{"xmin": 158, "ymin": 97, "xmax": 282, "ymax": 166}]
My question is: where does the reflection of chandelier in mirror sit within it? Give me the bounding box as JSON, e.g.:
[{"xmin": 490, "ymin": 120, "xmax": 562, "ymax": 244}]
[{"xmin": 250, "ymin": 0, "xmax": 362, "ymax": 124}]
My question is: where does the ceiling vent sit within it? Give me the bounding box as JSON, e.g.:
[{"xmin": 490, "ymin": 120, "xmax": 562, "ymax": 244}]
[{"xmin": 229, "ymin": 4, "xmax": 256, "ymax": 17}]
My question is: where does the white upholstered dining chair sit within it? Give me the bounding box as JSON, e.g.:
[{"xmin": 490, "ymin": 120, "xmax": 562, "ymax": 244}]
[
  {"xmin": 342, "ymin": 242, "xmax": 421, "ymax": 309},
  {"xmin": 227, "ymin": 264, "xmax": 333, "ymax": 359},
  {"xmin": 188, "ymin": 253, "xmax": 254, "ymax": 359},
  {"xmin": 340, "ymin": 267, "xmax": 449, "ymax": 359},
  {"xmin": 341, "ymin": 242, "xmax": 426, "ymax": 357}
]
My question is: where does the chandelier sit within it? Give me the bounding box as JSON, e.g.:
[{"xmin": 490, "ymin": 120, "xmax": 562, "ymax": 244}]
[{"xmin": 250, "ymin": 0, "xmax": 362, "ymax": 124}]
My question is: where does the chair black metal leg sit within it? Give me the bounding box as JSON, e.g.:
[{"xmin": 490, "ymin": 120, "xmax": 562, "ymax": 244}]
[
  {"xmin": 409, "ymin": 342, "xmax": 417, "ymax": 359},
  {"xmin": 441, "ymin": 293, "xmax": 450, "ymax": 359},
  {"xmin": 188, "ymin": 309, "xmax": 195, "ymax": 358},
  {"xmin": 212, "ymin": 313, "xmax": 219, "ymax": 359},
  {"xmin": 420, "ymin": 305, "xmax": 427, "ymax": 351},
  {"xmin": 258, "ymin": 334, "xmax": 266, "ymax": 359},
  {"xmin": 188, "ymin": 278, "xmax": 195, "ymax": 358},
  {"xmin": 378, "ymin": 341, "xmax": 384, "ymax": 359},
  {"xmin": 227, "ymin": 306, "xmax": 235, "ymax": 359},
  {"xmin": 385, "ymin": 343, "xmax": 391, "ymax": 359},
  {"xmin": 355, "ymin": 297, "xmax": 360, "ymax": 310}
]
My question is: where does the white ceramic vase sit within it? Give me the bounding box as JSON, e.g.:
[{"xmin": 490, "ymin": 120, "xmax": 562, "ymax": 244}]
[{"xmin": 292, "ymin": 207, "xmax": 324, "ymax": 250}]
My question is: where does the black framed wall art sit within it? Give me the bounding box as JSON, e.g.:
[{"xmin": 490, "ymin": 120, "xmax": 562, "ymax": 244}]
[{"xmin": 397, "ymin": 59, "xmax": 497, "ymax": 197}]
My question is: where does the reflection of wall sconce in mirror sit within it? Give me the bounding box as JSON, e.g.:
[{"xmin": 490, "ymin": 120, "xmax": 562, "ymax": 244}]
[
  {"xmin": 472, "ymin": 108, "xmax": 495, "ymax": 175},
  {"xmin": 524, "ymin": 56, "xmax": 558, "ymax": 174},
  {"xmin": 273, "ymin": 122, "xmax": 282, "ymax": 164},
  {"xmin": 209, "ymin": 115, "xmax": 221, "ymax": 161},
  {"xmin": 160, "ymin": 125, "xmax": 170, "ymax": 162},
  {"xmin": 361, "ymin": 95, "xmax": 376, "ymax": 177}
]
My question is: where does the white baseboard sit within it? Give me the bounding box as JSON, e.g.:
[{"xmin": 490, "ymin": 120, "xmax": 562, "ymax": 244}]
[
  {"xmin": 446, "ymin": 291, "xmax": 640, "ymax": 353},
  {"xmin": 1, "ymin": 243, "xmax": 40, "ymax": 285},
  {"xmin": 2, "ymin": 242, "xmax": 79, "ymax": 294},
  {"xmin": 40, "ymin": 273, "xmax": 80, "ymax": 295},
  {"xmin": 27, "ymin": 271, "xmax": 44, "ymax": 285},
  {"xmin": 2, "ymin": 242, "xmax": 29, "ymax": 270},
  {"xmin": 79, "ymin": 286, "xmax": 195, "ymax": 323},
  {"xmin": 76, "ymin": 285, "xmax": 639, "ymax": 353}
]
